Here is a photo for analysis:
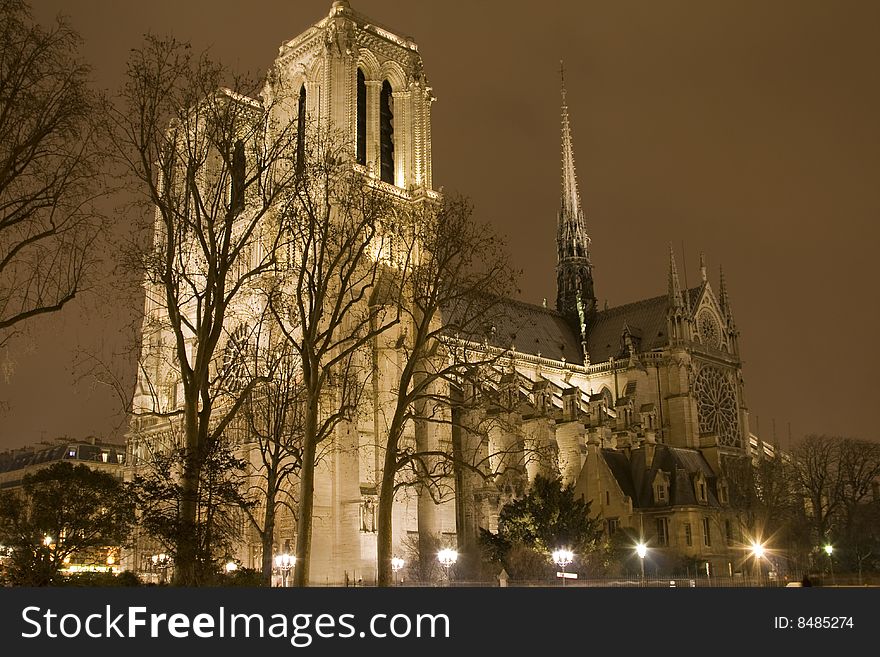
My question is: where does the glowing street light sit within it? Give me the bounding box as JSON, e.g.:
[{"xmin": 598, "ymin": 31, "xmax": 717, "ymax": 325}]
[
  {"xmin": 437, "ymin": 549, "xmax": 457, "ymax": 585},
  {"xmin": 552, "ymin": 548, "xmax": 574, "ymax": 587},
  {"xmin": 391, "ymin": 557, "xmax": 405, "ymax": 586},
  {"xmin": 750, "ymin": 542, "xmax": 766, "ymax": 586},
  {"xmin": 824, "ymin": 544, "xmax": 835, "ymax": 586},
  {"xmin": 275, "ymin": 553, "xmax": 295, "ymax": 587},
  {"xmin": 43, "ymin": 535, "xmax": 53, "ymax": 547},
  {"xmin": 636, "ymin": 542, "xmax": 647, "ymax": 584},
  {"xmin": 225, "ymin": 561, "xmax": 238, "ymax": 573}
]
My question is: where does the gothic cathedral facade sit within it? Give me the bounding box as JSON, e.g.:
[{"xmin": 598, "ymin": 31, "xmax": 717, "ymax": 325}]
[{"xmin": 128, "ymin": 1, "xmax": 757, "ymax": 582}]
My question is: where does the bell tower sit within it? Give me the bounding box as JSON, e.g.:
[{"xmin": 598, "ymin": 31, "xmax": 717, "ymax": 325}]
[{"xmin": 266, "ymin": 0, "xmax": 435, "ymax": 192}]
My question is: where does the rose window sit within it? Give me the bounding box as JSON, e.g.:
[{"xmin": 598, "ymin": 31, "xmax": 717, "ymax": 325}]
[
  {"xmin": 694, "ymin": 366, "xmax": 741, "ymax": 447},
  {"xmin": 697, "ymin": 309, "xmax": 721, "ymax": 349},
  {"xmin": 223, "ymin": 324, "xmax": 251, "ymax": 391}
]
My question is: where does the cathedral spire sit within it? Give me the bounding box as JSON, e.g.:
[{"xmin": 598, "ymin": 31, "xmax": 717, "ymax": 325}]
[
  {"xmin": 559, "ymin": 62, "xmax": 585, "ymax": 232},
  {"xmin": 668, "ymin": 244, "xmax": 684, "ymax": 310},
  {"xmin": 556, "ymin": 62, "xmax": 596, "ymax": 342},
  {"xmin": 719, "ymin": 265, "xmax": 732, "ymax": 318}
]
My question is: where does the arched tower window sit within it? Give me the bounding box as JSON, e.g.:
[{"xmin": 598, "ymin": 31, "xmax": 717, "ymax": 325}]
[
  {"xmin": 356, "ymin": 69, "xmax": 367, "ymax": 166},
  {"xmin": 231, "ymin": 139, "xmax": 245, "ymax": 214},
  {"xmin": 379, "ymin": 80, "xmax": 394, "ymax": 184},
  {"xmin": 296, "ymin": 84, "xmax": 306, "ymax": 175}
]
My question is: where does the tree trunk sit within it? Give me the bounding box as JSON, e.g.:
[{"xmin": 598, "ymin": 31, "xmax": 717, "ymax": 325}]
[
  {"xmin": 293, "ymin": 408, "xmax": 318, "ymax": 587},
  {"xmin": 376, "ymin": 426, "xmax": 401, "ymax": 587},
  {"xmin": 175, "ymin": 411, "xmax": 201, "ymax": 586},
  {"xmin": 261, "ymin": 483, "xmax": 277, "ymax": 586}
]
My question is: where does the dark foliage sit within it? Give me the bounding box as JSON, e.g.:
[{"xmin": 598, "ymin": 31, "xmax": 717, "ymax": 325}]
[{"xmin": 0, "ymin": 461, "xmax": 134, "ymax": 586}]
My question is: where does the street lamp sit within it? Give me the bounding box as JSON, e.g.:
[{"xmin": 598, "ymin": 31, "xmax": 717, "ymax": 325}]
[
  {"xmin": 750, "ymin": 542, "xmax": 765, "ymax": 586},
  {"xmin": 824, "ymin": 544, "xmax": 835, "ymax": 586},
  {"xmin": 225, "ymin": 561, "xmax": 238, "ymax": 573},
  {"xmin": 275, "ymin": 553, "xmax": 295, "ymax": 587},
  {"xmin": 552, "ymin": 549, "xmax": 574, "ymax": 587},
  {"xmin": 391, "ymin": 557, "xmax": 405, "ymax": 586},
  {"xmin": 437, "ymin": 549, "xmax": 457, "ymax": 585},
  {"xmin": 636, "ymin": 542, "xmax": 647, "ymax": 585}
]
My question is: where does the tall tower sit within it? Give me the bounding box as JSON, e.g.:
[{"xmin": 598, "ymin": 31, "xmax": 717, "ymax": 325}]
[
  {"xmin": 555, "ymin": 64, "xmax": 596, "ymax": 343},
  {"xmin": 266, "ymin": 0, "xmax": 435, "ymax": 191}
]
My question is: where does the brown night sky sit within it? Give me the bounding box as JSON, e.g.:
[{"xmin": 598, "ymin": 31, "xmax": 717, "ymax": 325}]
[{"xmin": 1, "ymin": 0, "xmax": 878, "ymax": 450}]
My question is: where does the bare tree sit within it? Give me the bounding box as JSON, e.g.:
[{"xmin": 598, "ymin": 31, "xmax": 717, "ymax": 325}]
[
  {"xmin": 267, "ymin": 130, "xmax": 401, "ymax": 587},
  {"xmin": 791, "ymin": 435, "xmax": 844, "ymax": 545},
  {"xmin": 0, "ymin": 0, "xmax": 105, "ymax": 346},
  {"xmin": 374, "ymin": 195, "xmax": 519, "ymax": 586},
  {"xmin": 111, "ymin": 35, "xmax": 299, "ymax": 585},
  {"xmin": 235, "ymin": 316, "xmax": 304, "ymax": 586}
]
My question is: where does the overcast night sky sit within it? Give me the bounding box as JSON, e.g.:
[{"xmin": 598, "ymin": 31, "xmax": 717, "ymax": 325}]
[{"xmin": 1, "ymin": 0, "xmax": 877, "ymax": 450}]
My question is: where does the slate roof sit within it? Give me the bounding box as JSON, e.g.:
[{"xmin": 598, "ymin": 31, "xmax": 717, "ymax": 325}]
[
  {"xmin": 461, "ymin": 286, "xmax": 703, "ymax": 365},
  {"xmin": 601, "ymin": 443, "xmax": 720, "ymax": 509},
  {"xmin": 465, "ymin": 297, "xmax": 585, "ymax": 363},
  {"xmin": 585, "ymin": 287, "xmax": 701, "ymax": 363},
  {"xmin": 0, "ymin": 442, "xmax": 125, "ymax": 474}
]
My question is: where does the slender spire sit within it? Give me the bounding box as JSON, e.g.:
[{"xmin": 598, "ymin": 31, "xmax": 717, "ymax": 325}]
[
  {"xmin": 699, "ymin": 252, "xmax": 707, "ymax": 283},
  {"xmin": 668, "ymin": 244, "xmax": 684, "ymax": 309},
  {"xmin": 559, "ymin": 61, "xmax": 585, "ymax": 233},
  {"xmin": 719, "ymin": 265, "xmax": 730, "ymax": 314},
  {"xmin": 556, "ymin": 61, "xmax": 596, "ymax": 339}
]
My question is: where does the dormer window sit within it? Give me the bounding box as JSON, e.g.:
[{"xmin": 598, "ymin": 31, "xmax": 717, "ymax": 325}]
[{"xmin": 653, "ymin": 470, "xmax": 670, "ymax": 504}]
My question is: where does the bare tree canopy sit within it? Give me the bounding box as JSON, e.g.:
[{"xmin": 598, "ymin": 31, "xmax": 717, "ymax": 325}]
[
  {"xmin": 112, "ymin": 34, "xmax": 300, "ymax": 585},
  {"xmin": 0, "ymin": 0, "xmax": 105, "ymax": 344},
  {"xmin": 373, "ymin": 194, "xmax": 521, "ymax": 586}
]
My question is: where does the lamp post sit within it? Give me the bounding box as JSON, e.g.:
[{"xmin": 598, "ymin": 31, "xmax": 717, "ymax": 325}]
[
  {"xmin": 437, "ymin": 549, "xmax": 457, "ymax": 586},
  {"xmin": 750, "ymin": 542, "xmax": 765, "ymax": 587},
  {"xmin": 824, "ymin": 544, "xmax": 835, "ymax": 586},
  {"xmin": 552, "ymin": 549, "xmax": 574, "ymax": 587},
  {"xmin": 391, "ymin": 557, "xmax": 405, "ymax": 586},
  {"xmin": 636, "ymin": 543, "xmax": 647, "ymax": 585},
  {"xmin": 275, "ymin": 553, "xmax": 295, "ymax": 587}
]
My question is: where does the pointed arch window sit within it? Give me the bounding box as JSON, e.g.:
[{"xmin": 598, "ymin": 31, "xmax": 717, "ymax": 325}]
[
  {"xmin": 379, "ymin": 80, "xmax": 394, "ymax": 184},
  {"xmin": 231, "ymin": 139, "xmax": 245, "ymax": 214},
  {"xmin": 356, "ymin": 69, "xmax": 367, "ymax": 166},
  {"xmin": 296, "ymin": 84, "xmax": 306, "ymax": 176}
]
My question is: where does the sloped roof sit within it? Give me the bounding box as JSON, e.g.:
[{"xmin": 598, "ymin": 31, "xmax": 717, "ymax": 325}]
[
  {"xmin": 462, "ymin": 285, "xmax": 703, "ymax": 365},
  {"xmin": 600, "ymin": 443, "xmax": 720, "ymax": 509},
  {"xmin": 476, "ymin": 297, "xmax": 585, "ymax": 363},
  {"xmin": 585, "ymin": 286, "xmax": 702, "ymax": 363}
]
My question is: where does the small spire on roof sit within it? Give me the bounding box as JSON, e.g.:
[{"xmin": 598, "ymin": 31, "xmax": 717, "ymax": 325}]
[
  {"xmin": 699, "ymin": 252, "xmax": 707, "ymax": 283},
  {"xmin": 719, "ymin": 265, "xmax": 730, "ymax": 313},
  {"xmin": 668, "ymin": 244, "xmax": 684, "ymax": 309}
]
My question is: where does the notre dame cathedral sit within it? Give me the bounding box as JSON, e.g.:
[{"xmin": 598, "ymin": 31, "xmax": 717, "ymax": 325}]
[{"xmin": 128, "ymin": 1, "xmax": 760, "ymax": 583}]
